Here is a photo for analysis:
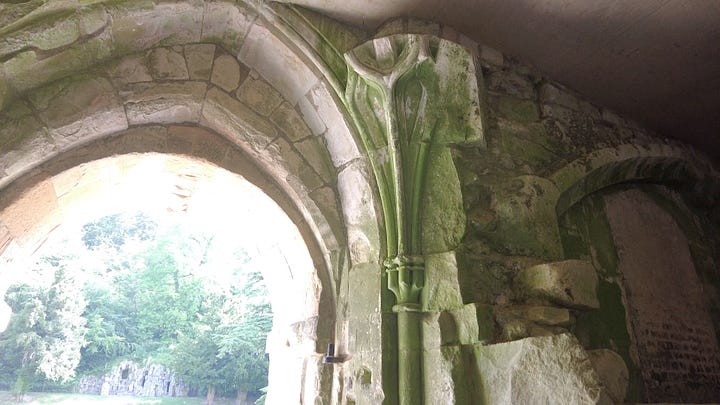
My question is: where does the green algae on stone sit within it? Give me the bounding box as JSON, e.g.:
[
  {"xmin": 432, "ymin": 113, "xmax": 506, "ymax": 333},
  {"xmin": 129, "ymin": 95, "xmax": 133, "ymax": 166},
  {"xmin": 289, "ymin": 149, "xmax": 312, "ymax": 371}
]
[
  {"xmin": 422, "ymin": 251, "xmax": 464, "ymax": 312},
  {"xmin": 422, "ymin": 146, "xmax": 466, "ymax": 254},
  {"xmin": 495, "ymin": 95, "xmax": 539, "ymax": 124},
  {"xmin": 480, "ymin": 175, "xmax": 563, "ymax": 259}
]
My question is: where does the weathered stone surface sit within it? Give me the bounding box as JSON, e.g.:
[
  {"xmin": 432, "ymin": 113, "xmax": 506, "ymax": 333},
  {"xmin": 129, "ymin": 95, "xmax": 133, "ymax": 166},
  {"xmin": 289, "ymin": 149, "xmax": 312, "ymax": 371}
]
[
  {"xmin": 271, "ymin": 101, "xmax": 312, "ymax": 141},
  {"xmin": 211, "ymin": 54, "xmax": 242, "ymax": 92},
  {"xmin": 32, "ymin": 77, "xmax": 127, "ymax": 147},
  {"xmin": 298, "ymin": 95, "xmax": 327, "ymax": 136},
  {"xmin": 515, "ymin": 260, "xmax": 600, "ymax": 309},
  {"xmin": 496, "ymin": 120, "xmax": 559, "ymax": 170},
  {"xmin": 479, "ymin": 44, "xmax": 504, "ymax": 67},
  {"xmin": 0, "ymin": 179, "xmax": 61, "ymax": 247},
  {"xmin": 121, "ymin": 81, "xmax": 206, "ymax": 125},
  {"xmin": 201, "ymin": 87, "xmax": 277, "ymax": 150},
  {"xmin": 202, "ymin": 1, "xmax": 256, "ymax": 54},
  {"xmin": 184, "ymin": 44, "xmax": 215, "ymax": 81},
  {"xmin": 148, "ymin": 48, "xmax": 189, "ymax": 80},
  {"xmin": 495, "ymin": 95, "xmax": 539, "ymax": 124},
  {"xmin": 0, "ymin": 76, "xmax": 9, "ymax": 111},
  {"xmin": 78, "ymin": 6, "xmax": 108, "ymax": 37},
  {"xmin": 487, "ymin": 71, "xmax": 535, "ymax": 99},
  {"xmin": 294, "ymin": 137, "xmax": 335, "ymax": 183},
  {"xmin": 539, "ymin": 82, "xmax": 579, "ymax": 110},
  {"xmin": 106, "ymin": 54, "xmax": 152, "ymax": 87},
  {"xmin": 422, "ymin": 146, "xmax": 466, "ymax": 254},
  {"xmin": 110, "ymin": 2, "xmax": 202, "ymax": 52},
  {"xmin": 437, "ymin": 304, "xmax": 481, "ymax": 345},
  {"xmin": 423, "ymin": 251, "xmax": 464, "ymax": 311},
  {"xmin": 307, "ymin": 83, "xmax": 360, "ymax": 167},
  {"xmin": 265, "ymin": 138, "xmax": 322, "ymax": 191},
  {"xmin": 496, "ymin": 305, "xmax": 572, "ymax": 326},
  {"xmin": 78, "ymin": 360, "xmax": 189, "ymax": 397},
  {"xmin": 424, "ymin": 345, "xmax": 473, "ymax": 405},
  {"xmin": 475, "ymin": 334, "xmax": 601, "ymax": 404},
  {"xmin": 337, "ymin": 160, "xmax": 380, "ymax": 264},
  {"xmin": 309, "ymin": 186, "xmax": 343, "ymax": 241},
  {"xmin": 482, "ymin": 175, "xmax": 563, "ymax": 258},
  {"xmin": 239, "ymin": 23, "xmax": 319, "ymax": 104},
  {"xmin": 0, "ymin": 104, "xmax": 52, "ymax": 178},
  {"xmin": 236, "ymin": 75, "xmax": 283, "ymax": 116},
  {"xmin": 587, "ymin": 349, "xmax": 628, "ymax": 404},
  {"xmin": 3, "ymin": 31, "xmax": 114, "ymax": 92}
]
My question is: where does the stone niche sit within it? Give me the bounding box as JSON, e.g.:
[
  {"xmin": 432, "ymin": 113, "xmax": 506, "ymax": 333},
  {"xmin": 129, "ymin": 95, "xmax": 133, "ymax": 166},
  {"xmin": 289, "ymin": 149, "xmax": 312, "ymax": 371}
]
[
  {"xmin": 604, "ymin": 189, "xmax": 720, "ymax": 402},
  {"xmin": 78, "ymin": 360, "xmax": 190, "ymax": 397}
]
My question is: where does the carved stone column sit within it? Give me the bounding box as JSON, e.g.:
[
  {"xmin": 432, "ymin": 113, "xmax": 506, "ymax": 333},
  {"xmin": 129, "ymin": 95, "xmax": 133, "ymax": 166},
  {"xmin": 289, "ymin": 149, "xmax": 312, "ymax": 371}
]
[{"xmin": 344, "ymin": 31, "xmax": 483, "ymax": 404}]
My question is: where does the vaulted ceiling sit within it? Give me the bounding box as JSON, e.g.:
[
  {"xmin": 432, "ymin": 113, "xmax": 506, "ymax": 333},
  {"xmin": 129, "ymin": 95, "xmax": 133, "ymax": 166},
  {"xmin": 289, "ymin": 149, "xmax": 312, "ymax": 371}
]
[{"xmin": 282, "ymin": 0, "xmax": 720, "ymax": 161}]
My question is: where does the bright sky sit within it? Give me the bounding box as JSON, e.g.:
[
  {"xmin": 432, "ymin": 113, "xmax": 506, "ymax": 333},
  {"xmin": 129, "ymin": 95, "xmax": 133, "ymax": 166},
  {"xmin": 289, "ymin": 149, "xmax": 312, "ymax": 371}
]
[{"xmin": 0, "ymin": 153, "xmax": 315, "ymax": 333}]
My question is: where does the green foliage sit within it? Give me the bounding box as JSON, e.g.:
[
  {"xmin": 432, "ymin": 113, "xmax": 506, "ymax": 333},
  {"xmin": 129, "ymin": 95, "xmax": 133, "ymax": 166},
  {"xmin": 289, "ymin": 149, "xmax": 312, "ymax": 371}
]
[
  {"xmin": 2, "ymin": 211, "xmax": 272, "ymax": 400},
  {"xmin": 0, "ymin": 262, "xmax": 88, "ymax": 395},
  {"xmin": 170, "ymin": 269, "xmax": 271, "ymax": 397},
  {"xmin": 81, "ymin": 212, "xmax": 157, "ymax": 250}
]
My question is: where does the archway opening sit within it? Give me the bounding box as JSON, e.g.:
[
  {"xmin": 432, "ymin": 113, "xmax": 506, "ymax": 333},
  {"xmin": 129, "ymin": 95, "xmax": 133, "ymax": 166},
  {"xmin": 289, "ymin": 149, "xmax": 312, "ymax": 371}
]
[{"xmin": 0, "ymin": 153, "xmax": 323, "ymax": 404}]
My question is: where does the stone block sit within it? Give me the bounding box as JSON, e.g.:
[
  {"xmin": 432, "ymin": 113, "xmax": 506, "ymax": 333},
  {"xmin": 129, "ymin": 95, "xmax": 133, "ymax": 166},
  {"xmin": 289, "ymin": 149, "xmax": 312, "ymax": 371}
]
[
  {"xmin": 484, "ymin": 175, "xmax": 563, "ymax": 258},
  {"xmin": 78, "ymin": 6, "xmax": 108, "ymax": 37},
  {"xmin": 424, "ymin": 345, "xmax": 471, "ymax": 405},
  {"xmin": 3, "ymin": 32, "xmax": 114, "ymax": 92},
  {"xmin": 238, "ymin": 23, "xmax": 319, "ymax": 104},
  {"xmin": 439, "ymin": 304, "xmax": 482, "ymax": 345},
  {"xmin": 337, "ymin": 160, "xmax": 380, "ymax": 264},
  {"xmin": 265, "ymin": 138, "xmax": 322, "ymax": 191},
  {"xmin": 600, "ymin": 108, "xmax": 625, "ymax": 127},
  {"xmin": 495, "ymin": 95, "xmax": 539, "ymax": 124},
  {"xmin": 201, "ymin": 87, "xmax": 277, "ymax": 150},
  {"xmin": 422, "ymin": 146, "xmax": 466, "ymax": 254},
  {"xmin": 309, "ymin": 186, "xmax": 344, "ymax": 243},
  {"xmin": 236, "ymin": 75, "xmax": 283, "ymax": 116},
  {"xmin": 184, "ymin": 44, "xmax": 215, "ymax": 81},
  {"xmin": 475, "ymin": 334, "xmax": 601, "ymax": 404},
  {"xmin": 148, "ymin": 48, "xmax": 189, "ymax": 80},
  {"xmin": 0, "ymin": 76, "xmax": 9, "ymax": 111},
  {"xmin": 480, "ymin": 45, "xmax": 504, "ymax": 67},
  {"xmin": 270, "ymin": 102, "xmax": 312, "ymax": 141},
  {"xmin": 487, "ymin": 71, "xmax": 535, "ymax": 99},
  {"xmin": 298, "ymin": 95, "xmax": 327, "ymax": 136},
  {"xmin": 106, "ymin": 54, "xmax": 152, "ymax": 87},
  {"xmin": 202, "ymin": 1, "xmax": 256, "ymax": 54},
  {"xmin": 538, "ymin": 82, "xmax": 579, "ymax": 110},
  {"xmin": 121, "ymin": 81, "xmax": 206, "ymax": 125},
  {"xmin": 496, "ymin": 305, "xmax": 572, "ymax": 327},
  {"xmin": 294, "ymin": 137, "xmax": 335, "ymax": 183},
  {"xmin": 33, "ymin": 17, "xmax": 81, "ymax": 51},
  {"xmin": 587, "ymin": 349, "xmax": 628, "ymax": 404},
  {"xmin": 515, "ymin": 260, "xmax": 600, "ymax": 309},
  {"xmin": 110, "ymin": 2, "xmax": 202, "ymax": 53},
  {"xmin": 423, "ymin": 251, "xmax": 464, "ymax": 312},
  {"xmin": 0, "ymin": 107, "xmax": 52, "ymax": 179},
  {"xmin": 33, "ymin": 77, "xmax": 127, "ymax": 147},
  {"xmin": 211, "ymin": 54, "xmax": 243, "ymax": 92},
  {"xmin": 308, "ymin": 83, "xmax": 361, "ymax": 167}
]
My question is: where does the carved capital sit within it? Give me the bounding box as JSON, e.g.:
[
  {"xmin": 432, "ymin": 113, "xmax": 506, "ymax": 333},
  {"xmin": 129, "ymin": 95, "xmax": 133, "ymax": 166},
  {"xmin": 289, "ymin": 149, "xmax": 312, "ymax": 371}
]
[{"xmin": 344, "ymin": 32, "xmax": 483, "ymax": 305}]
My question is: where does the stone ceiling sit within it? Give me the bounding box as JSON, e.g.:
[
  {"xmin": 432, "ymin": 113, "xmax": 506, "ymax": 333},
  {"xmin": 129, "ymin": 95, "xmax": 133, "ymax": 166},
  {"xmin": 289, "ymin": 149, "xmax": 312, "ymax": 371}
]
[{"xmin": 280, "ymin": 0, "xmax": 720, "ymax": 161}]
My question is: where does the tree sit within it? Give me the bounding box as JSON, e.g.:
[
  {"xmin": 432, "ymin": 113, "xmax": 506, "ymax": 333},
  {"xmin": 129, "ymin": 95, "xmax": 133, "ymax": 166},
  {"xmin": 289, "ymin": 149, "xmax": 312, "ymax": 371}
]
[
  {"xmin": 0, "ymin": 263, "xmax": 87, "ymax": 399},
  {"xmin": 169, "ymin": 269, "xmax": 272, "ymax": 404}
]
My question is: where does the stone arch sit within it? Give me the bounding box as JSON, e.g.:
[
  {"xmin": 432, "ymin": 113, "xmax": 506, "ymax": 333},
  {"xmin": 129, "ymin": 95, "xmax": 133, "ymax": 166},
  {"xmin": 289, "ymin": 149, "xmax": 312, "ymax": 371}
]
[
  {"xmin": 0, "ymin": 2, "xmax": 384, "ymax": 402},
  {"xmin": 551, "ymin": 143, "xmax": 720, "ymax": 216},
  {"xmin": 548, "ymin": 142, "xmax": 720, "ymax": 402}
]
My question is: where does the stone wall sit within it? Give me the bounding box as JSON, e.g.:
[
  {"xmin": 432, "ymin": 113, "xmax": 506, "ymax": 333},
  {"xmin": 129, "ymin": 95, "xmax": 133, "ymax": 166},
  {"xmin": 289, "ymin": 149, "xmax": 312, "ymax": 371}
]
[
  {"xmin": 78, "ymin": 360, "xmax": 190, "ymax": 397},
  {"xmin": 451, "ymin": 36, "xmax": 720, "ymax": 403},
  {"xmin": 0, "ymin": 1, "xmax": 719, "ymax": 404}
]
